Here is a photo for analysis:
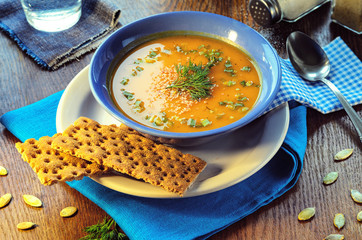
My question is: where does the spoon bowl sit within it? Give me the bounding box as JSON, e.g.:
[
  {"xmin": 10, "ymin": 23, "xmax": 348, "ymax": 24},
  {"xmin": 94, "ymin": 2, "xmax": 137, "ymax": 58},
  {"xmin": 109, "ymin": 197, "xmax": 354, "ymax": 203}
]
[
  {"xmin": 287, "ymin": 32, "xmax": 330, "ymax": 81},
  {"xmin": 287, "ymin": 31, "xmax": 362, "ymax": 142}
]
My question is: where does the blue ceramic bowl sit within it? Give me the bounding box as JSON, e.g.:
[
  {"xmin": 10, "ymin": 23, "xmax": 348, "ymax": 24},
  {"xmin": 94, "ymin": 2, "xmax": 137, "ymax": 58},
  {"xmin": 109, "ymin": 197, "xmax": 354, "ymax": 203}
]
[{"xmin": 89, "ymin": 11, "xmax": 281, "ymax": 146}]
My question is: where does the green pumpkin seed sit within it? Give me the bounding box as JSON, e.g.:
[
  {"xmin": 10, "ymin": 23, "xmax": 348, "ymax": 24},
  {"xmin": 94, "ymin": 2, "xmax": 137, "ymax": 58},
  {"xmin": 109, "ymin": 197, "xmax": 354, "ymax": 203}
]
[
  {"xmin": 17, "ymin": 222, "xmax": 36, "ymax": 230},
  {"xmin": 298, "ymin": 207, "xmax": 315, "ymax": 221},
  {"xmin": 0, "ymin": 166, "xmax": 8, "ymax": 175},
  {"xmin": 334, "ymin": 149, "xmax": 353, "ymax": 161},
  {"xmin": 60, "ymin": 206, "xmax": 78, "ymax": 218},
  {"xmin": 323, "ymin": 172, "xmax": 338, "ymax": 185},
  {"xmin": 357, "ymin": 211, "xmax": 362, "ymax": 222},
  {"xmin": 351, "ymin": 189, "xmax": 362, "ymax": 203},
  {"xmin": 23, "ymin": 194, "xmax": 42, "ymax": 207},
  {"xmin": 333, "ymin": 213, "xmax": 345, "ymax": 229},
  {"xmin": 0, "ymin": 193, "xmax": 12, "ymax": 208},
  {"xmin": 323, "ymin": 234, "xmax": 344, "ymax": 240}
]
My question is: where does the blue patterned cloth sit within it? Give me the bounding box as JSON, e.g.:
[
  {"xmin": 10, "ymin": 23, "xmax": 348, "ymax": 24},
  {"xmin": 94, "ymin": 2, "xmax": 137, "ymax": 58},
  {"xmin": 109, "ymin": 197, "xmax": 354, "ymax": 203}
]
[
  {"xmin": 0, "ymin": 0, "xmax": 120, "ymax": 70},
  {"xmin": 267, "ymin": 37, "xmax": 362, "ymax": 114}
]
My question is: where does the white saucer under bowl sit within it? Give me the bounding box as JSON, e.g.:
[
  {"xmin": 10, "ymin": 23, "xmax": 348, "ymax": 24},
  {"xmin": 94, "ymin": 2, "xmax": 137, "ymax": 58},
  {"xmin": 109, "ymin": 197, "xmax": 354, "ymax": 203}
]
[{"xmin": 56, "ymin": 66, "xmax": 289, "ymax": 198}]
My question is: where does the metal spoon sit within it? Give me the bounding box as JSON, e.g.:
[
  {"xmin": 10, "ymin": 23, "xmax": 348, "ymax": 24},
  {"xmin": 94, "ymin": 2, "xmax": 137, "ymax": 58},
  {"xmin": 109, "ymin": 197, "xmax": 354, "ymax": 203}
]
[{"xmin": 286, "ymin": 31, "xmax": 362, "ymax": 142}]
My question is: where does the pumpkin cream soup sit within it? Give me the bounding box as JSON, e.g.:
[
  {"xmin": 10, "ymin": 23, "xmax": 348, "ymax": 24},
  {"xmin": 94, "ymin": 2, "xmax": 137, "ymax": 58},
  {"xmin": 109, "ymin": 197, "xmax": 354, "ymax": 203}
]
[{"xmin": 110, "ymin": 33, "xmax": 261, "ymax": 133}]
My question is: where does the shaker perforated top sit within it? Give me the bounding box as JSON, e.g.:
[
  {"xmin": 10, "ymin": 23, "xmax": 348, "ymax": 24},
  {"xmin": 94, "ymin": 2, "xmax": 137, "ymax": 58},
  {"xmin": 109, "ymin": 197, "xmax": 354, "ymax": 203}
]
[{"xmin": 248, "ymin": 0, "xmax": 282, "ymax": 26}]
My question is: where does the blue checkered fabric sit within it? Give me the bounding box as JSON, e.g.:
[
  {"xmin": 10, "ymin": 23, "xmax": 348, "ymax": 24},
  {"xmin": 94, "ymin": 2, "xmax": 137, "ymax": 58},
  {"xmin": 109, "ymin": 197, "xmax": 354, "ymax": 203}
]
[{"xmin": 267, "ymin": 37, "xmax": 362, "ymax": 114}]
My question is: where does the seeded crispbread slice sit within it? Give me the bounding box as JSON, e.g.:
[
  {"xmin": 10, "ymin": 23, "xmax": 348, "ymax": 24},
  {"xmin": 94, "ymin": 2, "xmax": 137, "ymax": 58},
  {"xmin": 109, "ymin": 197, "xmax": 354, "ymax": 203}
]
[
  {"xmin": 15, "ymin": 134, "xmax": 108, "ymax": 185},
  {"xmin": 51, "ymin": 117, "xmax": 207, "ymax": 196}
]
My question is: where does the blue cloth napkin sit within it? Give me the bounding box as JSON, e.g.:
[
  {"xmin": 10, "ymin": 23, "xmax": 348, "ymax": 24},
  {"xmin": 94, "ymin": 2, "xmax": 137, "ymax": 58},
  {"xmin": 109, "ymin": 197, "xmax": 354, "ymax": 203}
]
[
  {"xmin": 0, "ymin": 0, "xmax": 121, "ymax": 70},
  {"xmin": 0, "ymin": 92, "xmax": 306, "ymax": 240},
  {"xmin": 267, "ymin": 37, "xmax": 362, "ymax": 114}
]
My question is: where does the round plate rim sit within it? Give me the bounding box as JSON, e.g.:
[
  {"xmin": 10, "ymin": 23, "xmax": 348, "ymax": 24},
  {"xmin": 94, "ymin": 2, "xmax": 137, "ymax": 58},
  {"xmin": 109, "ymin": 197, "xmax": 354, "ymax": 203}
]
[{"xmin": 56, "ymin": 65, "xmax": 290, "ymax": 198}]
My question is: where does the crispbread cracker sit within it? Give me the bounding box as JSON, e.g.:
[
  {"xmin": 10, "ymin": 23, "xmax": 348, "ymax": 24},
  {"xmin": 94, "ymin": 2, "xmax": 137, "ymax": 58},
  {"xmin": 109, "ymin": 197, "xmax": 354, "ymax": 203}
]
[
  {"xmin": 15, "ymin": 134, "xmax": 108, "ymax": 185},
  {"xmin": 52, "ymin": 117, "xmax": 207, "ymax": 196}
]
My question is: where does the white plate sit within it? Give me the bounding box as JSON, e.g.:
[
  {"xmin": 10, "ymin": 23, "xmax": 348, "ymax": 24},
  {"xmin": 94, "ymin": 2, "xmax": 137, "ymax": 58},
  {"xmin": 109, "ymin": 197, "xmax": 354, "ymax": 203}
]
[{"xmin": 56, "ymin": 66, "xmax": 289, "ymax": 198}]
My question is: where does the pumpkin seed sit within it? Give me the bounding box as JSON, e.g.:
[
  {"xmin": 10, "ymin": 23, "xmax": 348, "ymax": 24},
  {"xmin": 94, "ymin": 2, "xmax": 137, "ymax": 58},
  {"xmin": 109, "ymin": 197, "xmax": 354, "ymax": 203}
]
[
  {"xmin": 0, "ymin": 166, "xmax": 8, "ymax": 175},
  {"xmin": 323, "ymin": 234, "xmax": 344, "ymax": 240},
  {"xmin": 60, "ymin": 206, "xmax": 78, "ymax": 218},
  {"xmin": 0, "ymin": 193, "xmax": 12, "ymax": 208},
  {"xmin": 298, "ymin": 207, "xmax": 315, "ymax": 221},
  {"xmin": 334, "ymin": 149, "xmax": 353, "ymax": 161},
  {"xmin": 351, "ymin": 189, "xmax": 362, "ymax": 203},
  {"xmin": 23, "ymin": 194, "xmax": 42, "ymax": 207},
  {"xmin": 333, "ymin": 213, "xmax": 345, "ymax": 229},
  {"xmin": 357, "ymin": 211, "xmax": 362, "ymax": 222},
  {"xmin": 17, "ymin": 222, "xmax": 36, "ymax": 230},
  {"xmin": 323, "ymin": 172, "xmax": 338, "ymax": 185}
]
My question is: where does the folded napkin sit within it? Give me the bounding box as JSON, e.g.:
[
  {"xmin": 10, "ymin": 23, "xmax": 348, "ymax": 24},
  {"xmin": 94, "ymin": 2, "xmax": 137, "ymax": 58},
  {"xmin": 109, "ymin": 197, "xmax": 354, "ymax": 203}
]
[
  {"xmin": 0, "ymin": 0, "xmax": 121, "ymax": 70},
  {"xmin": 267, "ymin": 37, "xmax": 362, "ymax": 114},
  {"xmin": 0, "ymin": 92, "xmax": 306, "ymax": 240}
]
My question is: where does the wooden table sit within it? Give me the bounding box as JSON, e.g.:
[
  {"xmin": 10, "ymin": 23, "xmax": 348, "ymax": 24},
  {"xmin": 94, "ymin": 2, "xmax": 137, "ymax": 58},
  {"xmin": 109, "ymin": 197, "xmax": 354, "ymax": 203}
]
[{"xmin": 1, "ymin": 1, "xmax": 361, "ymax": 239}]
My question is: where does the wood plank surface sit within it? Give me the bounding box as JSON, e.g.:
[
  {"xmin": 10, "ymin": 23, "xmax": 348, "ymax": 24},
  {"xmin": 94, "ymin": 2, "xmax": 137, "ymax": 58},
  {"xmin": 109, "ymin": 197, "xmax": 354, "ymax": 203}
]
[{"xmin": 0, "ymin": 1, "xmax": 361, "ymax": 239}]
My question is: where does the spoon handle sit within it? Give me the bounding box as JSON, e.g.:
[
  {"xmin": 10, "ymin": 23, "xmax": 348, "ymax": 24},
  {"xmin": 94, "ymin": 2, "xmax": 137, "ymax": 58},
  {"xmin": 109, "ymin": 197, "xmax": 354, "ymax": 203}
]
[{"xmin": 321, "ymin": 78, "xmax": 362, "ymax": 142}]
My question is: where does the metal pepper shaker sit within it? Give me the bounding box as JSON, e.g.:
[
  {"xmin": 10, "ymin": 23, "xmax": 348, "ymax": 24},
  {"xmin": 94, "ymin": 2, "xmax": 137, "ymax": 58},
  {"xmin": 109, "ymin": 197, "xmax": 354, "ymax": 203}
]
[{"xmin": 249, "ymin": 0, "xmax": 330, "ymax": 26}]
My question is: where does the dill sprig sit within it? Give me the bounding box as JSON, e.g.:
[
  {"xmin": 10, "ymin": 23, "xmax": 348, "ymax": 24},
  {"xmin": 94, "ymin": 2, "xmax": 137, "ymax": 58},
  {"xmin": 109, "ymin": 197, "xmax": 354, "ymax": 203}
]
[
  {"xmin": 167, "ymin": 60, "xmax": 215, "ymax": 100},
  {"xmin": 79, "ymin": 217, "xmax": 128, "ymax": 240}
]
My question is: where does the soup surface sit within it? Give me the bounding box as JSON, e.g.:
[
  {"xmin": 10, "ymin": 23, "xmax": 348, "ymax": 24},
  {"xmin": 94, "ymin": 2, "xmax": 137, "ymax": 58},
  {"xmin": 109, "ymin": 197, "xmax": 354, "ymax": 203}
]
[{"xmin": 110, "ymin": 33, "xmax": 261, "ymax": 132}]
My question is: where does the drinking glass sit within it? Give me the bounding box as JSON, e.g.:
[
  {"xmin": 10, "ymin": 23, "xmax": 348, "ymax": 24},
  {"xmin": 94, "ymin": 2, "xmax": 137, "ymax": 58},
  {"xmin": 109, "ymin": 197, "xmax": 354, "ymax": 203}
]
[{"xmin": 20, "ymin": 0, "xmax": 82, "ymax": 32}]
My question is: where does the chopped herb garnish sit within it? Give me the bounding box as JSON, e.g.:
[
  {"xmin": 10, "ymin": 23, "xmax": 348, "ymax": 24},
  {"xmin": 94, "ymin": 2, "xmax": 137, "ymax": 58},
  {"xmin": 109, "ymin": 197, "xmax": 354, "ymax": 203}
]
[
  {"xmin": 121, "ymin": 89, "xmax": 134, "ymax": 100},
  {"xmin": 238, "ymin": 96, "xmax": 248, "ymax": 102},
  {"xmin": 120, "ymin": 78, "xmax": 129, "ymax": 85},
  {"xmin": 219, "ymin": 100, "xmax": 245, "ymax": 110},
  {"xmin": 176, "ymin": 46, "xmax": 183, "ymax": 52},
  {"xmin": 160, "ymin": 112, "xmax": 168, "ymax": 123},
  {"xmin": 187, "ymin": 118, "xmax": 197, "ymax": 127},
  {"xmin": 246, "ymin": 81, "xmax": 254, "ymax": 86},
  {"xmin": 224, "ymin": 60, "xmax": 233, "ymax": 68},
  {"xmin": 216, "ymin": 113, "xmax": 225, "ymax": 119},
  {"xmin": 224, "ymin": 59, "xmax": 237, "ymax": 76},
  {"xmin": 149, "ymin": 115, "xmax": 157, "ymax": 123},
  {"xmin": 239, "ymin": 107, "xmax": 250, "ymax": 112},
  {"xmin": 201, "ymin": 119, "xmax": 212, "ymax": 127},
  {"xmin": 234, "ymin": 103, "xmax": 244, "ymax": 108},
  {"xmin": 145, "ymin": 58, "xmax": 156, "ymax": 63},
  {"xmin": 179, "ymin": 118, "xmax": 188, "ymax": 124},
  {"xmin": 206, "ymin": 106, "xmax": 214, "ymax": 113},
  {"xmin": 153, "ymin": 117, "xmax": 163, "ymax": 126},
  {"xmin": 205, "ymin": 49, "xmax": 223, "ymax": 65},
  {"xmin": 226, "ymin": 104, "xmax": 234, "ymax": 110},
  {"xmin": 163, "ymin": 120, "xmax": 174, "ymax": 129},
  {"xmin": 167, "ymin": 60, "xmax": 215, "ymax": 100},
  {"xmin": 133, "ymin": 100, "xmax": 144, "ymax": 113},
  {"xmin": 134, "ymin": 58, "xmax": 143, "ymax": 64},
  {"xmin": 240, "ymin": 80, "xmax": 246, "ymax": 87},
  {"xmin": 162, "ymin": 49, "xmax": 172, "ymax": 55},
  {"xmin": 241, "ymin": 66, "xmax": 251, "ymax": 72},
  {"xmin": 136, "ymin": 66, "xmax": 144, "ymax": 72},
  {"xmin": 223, "ymin": 80, "xmax": 236, "ymax": 87},
  {"xmin": 148, "ymin": 50, "xmax": 157, "ymax": 58}
]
